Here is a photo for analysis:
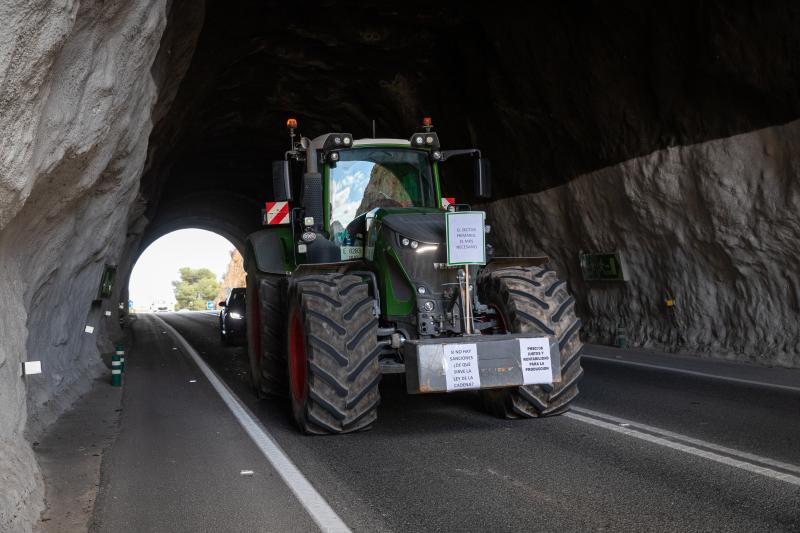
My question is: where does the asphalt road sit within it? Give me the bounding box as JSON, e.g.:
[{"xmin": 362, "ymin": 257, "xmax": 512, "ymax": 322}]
[{"xmin": 93, "ymin": 312, "xmax": 800, "ymax": 532}]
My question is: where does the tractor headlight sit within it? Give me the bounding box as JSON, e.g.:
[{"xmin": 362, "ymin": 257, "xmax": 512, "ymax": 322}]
[
  {"xmin": 415, "ymin": 244, "xmax": 437, "ymax": 253},
  {"xmin": 229, "ymin": 312, "xmax": 243, "ymax": 320},
  {"xmin": 322, "ymin": 133, "xmax": 353, "ymax": 150},
  {"xmin": 410, "ymin": 240, "xmax": 418, "ymax": 249},
  {"xmin": 401, "ymin": 237, "xmax": 410, "ymax": 246},
  {"xmin": 423, "ymin": 301, "xmax": 435, "ymax": 312}
]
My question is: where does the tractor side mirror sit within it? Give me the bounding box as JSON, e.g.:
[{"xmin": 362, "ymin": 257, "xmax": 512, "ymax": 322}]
[
  {"xmin": 272, "ymin": 160, "xmax": 293, "ymax": 201},
  {"xmin": 474, "ymin": 158, "xmax": 492, "ymax": 199},
  {"xmin": 218, "ymin": 301, "xmax": 226, "ymax": 307}
]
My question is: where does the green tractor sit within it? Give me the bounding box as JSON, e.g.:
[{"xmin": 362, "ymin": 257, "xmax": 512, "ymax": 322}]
[{"xmin": 244, "ymin": 118, "xmax": 583, "ymax": 434}]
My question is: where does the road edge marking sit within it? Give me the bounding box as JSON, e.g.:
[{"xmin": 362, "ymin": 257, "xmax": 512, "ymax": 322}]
[
  {"xmin": 565, "ymin": 411, "xmax": 800, "ymax": 487},
  {"xmin": 572, "ymin": 406, "xmax": 800, "ymax": 475},
  {"xmin": 581, "ymin": 354, "xmax": 800, "ymax": 394},
  {"xmin": 152, "ymin": 314, "xmax": 351, "ymax": 533}
]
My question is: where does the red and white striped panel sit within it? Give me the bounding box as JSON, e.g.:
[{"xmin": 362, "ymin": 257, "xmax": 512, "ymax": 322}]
[
  {"xmin": 265, "ymin": 201, "xmax": 290, "ymax": 224},
  {"xmin": 441, "ymin": 197, "xmax": 455, "ymax": 209}
]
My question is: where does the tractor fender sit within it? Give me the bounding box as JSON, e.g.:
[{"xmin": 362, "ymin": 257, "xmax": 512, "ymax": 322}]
[
  {"xmin": 245, "ymin": 228, "xmax": 290, "ymax": 275},
  {"xmin": 479, "ymin": 256, "xmax": 549, "ymax": 277}
]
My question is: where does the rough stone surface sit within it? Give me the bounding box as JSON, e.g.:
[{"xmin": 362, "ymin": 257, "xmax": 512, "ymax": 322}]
[
  {"xmin": 137, "ymin": 0, "xmax": 800, "ymax": 249},
  {"xmin": 0, "ymin": 1, "xmax": 202, "ymax": 531},
  {"xmin": 485, "ymin": 120, "xmax": 800, "ymax": 367},
  {"xmin": 214, "ymin": 249, "xmax": 246, "ymax": 303}
]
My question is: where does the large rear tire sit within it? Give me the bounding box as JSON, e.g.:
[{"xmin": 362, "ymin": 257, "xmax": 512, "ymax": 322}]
[
  {"xmin": 477, "ymin": 265, "xmax": 583, "ymax": 418},
  {"xmin": 246, "ymin": 272, "xmax": 288, "ymax": 397},
  {"xmin": 286, "ymin": 273, "xmax": 381, "ymax": 434}
]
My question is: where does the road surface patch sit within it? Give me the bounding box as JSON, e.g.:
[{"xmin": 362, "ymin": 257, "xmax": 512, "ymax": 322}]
[
  {"xmin": 152, "ymin": 314, "xmax": 351, "ymax": 533},
  {"xmin": 567, "ymin": 408, "xmax": 800, "ymax": 486},
  {"xmin": 581, "ymin": 354, "xmax": 800, "ymax": 393}
]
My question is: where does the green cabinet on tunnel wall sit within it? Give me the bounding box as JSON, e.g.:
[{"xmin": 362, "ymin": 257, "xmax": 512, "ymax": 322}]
[{"xmin": 97, "ymin": 265, "xmax": 117, "ymax": 299}]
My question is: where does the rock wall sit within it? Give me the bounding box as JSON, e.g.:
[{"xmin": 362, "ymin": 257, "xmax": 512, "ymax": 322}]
[
  {"xmin": 0, "ymin": 1, "xmax": 201, "ymax": 531},
  {"xmin": 485, "ymin": 119, "xmax": 800, "ymax": 367},
  {"xmin": 215, "ymin": 249, "xmax": 246, "ymax": 303}
]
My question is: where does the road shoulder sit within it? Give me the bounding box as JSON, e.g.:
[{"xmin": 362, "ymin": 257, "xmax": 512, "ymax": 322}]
[
  {"xmin": 583, "ymin": 344, "xmax": 800, "ymax": 392},
  {"xmin": 33, "ymin": 377, "xmax": 122, "ymax": 533}
]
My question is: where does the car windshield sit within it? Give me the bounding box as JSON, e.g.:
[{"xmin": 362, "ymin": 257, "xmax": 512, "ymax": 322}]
[
  {"xmin": 329, "ymin": 148, "xmax": 435, "ymax": 232},
  {"xmin": 229, "ymin": 290, "xmax": 245, "ymax": 307}
]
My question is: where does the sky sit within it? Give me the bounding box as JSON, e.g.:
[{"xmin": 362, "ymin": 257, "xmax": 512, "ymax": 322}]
[
  {"xmin": 330, "ymin": 162, "xmax": 371, "ymax": 228},
  {"xmin": 128, "ymin": 229, "xmax": 235, "ymax": 309}
]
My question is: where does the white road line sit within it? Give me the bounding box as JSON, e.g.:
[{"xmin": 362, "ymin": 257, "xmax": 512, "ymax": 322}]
[
  {"xmin": 581, "ymin": 354, "xmax": 800, "ymax": 394},
  {"xmin": 565, "ymin": 411, "xmax": 800, "ymax": 487},
  {"xmin": 152, "ymin": 315, "xmax": 351, "ymax": 533},
  {"xmin": 572, "ymin": 407, "xmax": 800, "ymax": 475}
]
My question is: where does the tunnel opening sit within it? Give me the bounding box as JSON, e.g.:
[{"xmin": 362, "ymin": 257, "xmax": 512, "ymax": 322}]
[
  {"xmin": 127, "ymin": 228, "xmax": 243, "ymax": 315},
  {"xmin": 136, "ymin": 0, "xmax": 800, "ymax": 365}
]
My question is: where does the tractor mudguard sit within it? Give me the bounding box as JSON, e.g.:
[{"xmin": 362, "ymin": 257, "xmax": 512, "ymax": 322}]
[
  {"xmin": 245, "ymin": 228, "xmax": 290, "ymax": 274},
  {"xmin": 479, "ymin": 256, "xmax": 549, "ymax": 276}
]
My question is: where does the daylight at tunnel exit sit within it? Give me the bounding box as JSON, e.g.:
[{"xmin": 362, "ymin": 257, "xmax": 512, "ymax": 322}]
[{"xmin": 1, "ymin": 2, "xmax": 800, "ymax": 533}]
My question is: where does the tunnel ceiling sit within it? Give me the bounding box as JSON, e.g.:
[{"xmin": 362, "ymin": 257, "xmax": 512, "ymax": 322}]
[{"xmin": 139, "ymin": 0, "xmax": 800, "ymax": 244}]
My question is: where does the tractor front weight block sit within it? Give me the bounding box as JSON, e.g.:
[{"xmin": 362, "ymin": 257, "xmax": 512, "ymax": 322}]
[{"xmin": 403, "ymin": 334, "xmax": 562, "ymax": 394}]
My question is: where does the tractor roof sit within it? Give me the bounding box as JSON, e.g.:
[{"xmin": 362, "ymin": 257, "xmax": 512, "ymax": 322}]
[{"xmin": 352, "ymin": 138, "xmax": 411, "ymax": 147}]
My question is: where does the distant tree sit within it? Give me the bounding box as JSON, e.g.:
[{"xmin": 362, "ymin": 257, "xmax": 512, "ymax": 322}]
[{"xmin": 172, "ymin": 267, "xmax": 221, "ymax": 310}]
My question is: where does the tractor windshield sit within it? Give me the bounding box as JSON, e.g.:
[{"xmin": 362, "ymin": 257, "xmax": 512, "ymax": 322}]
[{"xmin": 329, "ymin": 148, "xmax": 435, "ymax": 232}]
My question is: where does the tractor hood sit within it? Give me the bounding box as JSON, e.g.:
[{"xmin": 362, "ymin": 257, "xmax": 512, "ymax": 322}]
[{"xmin": 379, "ymin": 209, "xmax": 445, "ymax": 244}]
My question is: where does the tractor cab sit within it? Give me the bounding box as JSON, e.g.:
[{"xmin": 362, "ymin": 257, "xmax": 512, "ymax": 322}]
[{"xmin": 269, "ymin": 119, "xmax": 490, "ymax": 265}]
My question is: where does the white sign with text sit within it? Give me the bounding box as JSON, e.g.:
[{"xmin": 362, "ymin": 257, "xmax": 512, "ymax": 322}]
[
  {"xmin": 518, "ymin": 337, "xmax": 554, "ymax": 385},
  {"xmin": 445, "ymin": 211, "xmax": 486, "ymax": 265},
  {"xmin": 443, "ymin": 343, "xmax": 481, "ymax": 391}
]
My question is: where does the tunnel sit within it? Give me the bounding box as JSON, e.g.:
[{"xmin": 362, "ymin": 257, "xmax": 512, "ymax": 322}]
[{"xmin": 2, "ymin": 1, "xmax": 800, "ymax": 530}]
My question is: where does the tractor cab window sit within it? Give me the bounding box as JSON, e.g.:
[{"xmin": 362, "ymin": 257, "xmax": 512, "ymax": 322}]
[{"xmin": 329, "ymin": 148, "xmax": 435, "ymax": 241}]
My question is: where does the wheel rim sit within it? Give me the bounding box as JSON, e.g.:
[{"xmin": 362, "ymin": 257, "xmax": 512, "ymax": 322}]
[{"xmin": 288, "ymin": 310, "xmax": 307, "ymax": 404}]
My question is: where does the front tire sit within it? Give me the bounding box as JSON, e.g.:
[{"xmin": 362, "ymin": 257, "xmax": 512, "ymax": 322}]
[
  {"xmin": 478, "ymin": 266, "xmax": 583, "ymax": 418},
  {"xmin": 246, "ymin": 272, "xmax": 288, "ymax": 397},
  {"xmin": 286, "ymin": 273, "xmax": 381, "ymax": 434}
]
